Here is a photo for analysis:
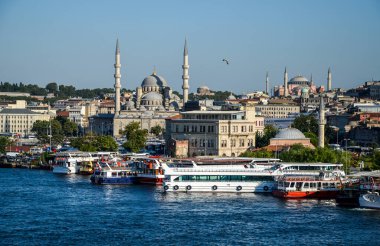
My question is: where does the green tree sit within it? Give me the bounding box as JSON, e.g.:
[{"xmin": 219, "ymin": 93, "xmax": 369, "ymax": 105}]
[
  {"xmin": 71, "ymin": 135, "xmax": 117, "ymax": 152},
  {"xmin": 291, "ymin": 114, "xmax": 318, "ymax": 135},
  {"xmin": 304, "ymin": 132, "xmax": 318, "ymax": 147},
  {"xmin": 122, "ymin": 122, "xmax": 148, "ymax": 153},
  {"xmin": 255, "ymin": 125, "xmax": 278, "ymax": 148},
  {"xmin": 63, "ymin": 121, "xmax": 78, "ymax": 137},
  {"xmin": 0, "ymin": 136, "xmax": 11, "ymax": 153},
  {"xmin": 31, "ymin": 119, "xmax": 64, "ymax": 145},
  {"xmin": 150, "ymin": 125, "xmax": 163, "ymax": 138},
  {"xmin": 46, "ymin": 82, "xmax": 58, "ymax": 94},
  {"xmin": 240, "ymin": 149, "xmax": 274, "ymax": 158}
]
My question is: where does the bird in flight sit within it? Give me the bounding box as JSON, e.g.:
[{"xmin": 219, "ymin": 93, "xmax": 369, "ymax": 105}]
[{"xmin": 222, "ymin": 59, "xmax": 229, "ymax": 65}]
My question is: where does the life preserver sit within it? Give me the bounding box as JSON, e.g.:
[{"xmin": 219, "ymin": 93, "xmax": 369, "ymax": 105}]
[
  {"xmin": 164, "ymin": 185, "xmax": 169, "ymax": 191},
  {"xmin": 236, "ymin": 186, "xmax": 242, "ymax": 191},
  {"xmin": 212, "ymin": 185, "xmax": 218, "ymax": 191},
  {"xmin": 186, "ymin": 185, "xmax": 192, "ymax": 191},
  {"xmin": 173, "ymin": 185, "xmax": 179, "ymax": 190},
  {"xmin": 263, "ymin": 186, "xmax": 269, "ymax": 191}
]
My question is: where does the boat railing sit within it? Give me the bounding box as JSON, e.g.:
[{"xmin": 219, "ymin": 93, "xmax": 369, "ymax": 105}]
[{"xmin": 166, "ymin": 168, "xmax": 275, "ymax": 174}]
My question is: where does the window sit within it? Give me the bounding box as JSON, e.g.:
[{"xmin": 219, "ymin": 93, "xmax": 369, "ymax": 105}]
[
  {"xmin": 221, "ymin": 140, "xmax": 227, "ymax": 148},
  {"xmin": 208, "ymin": 125, "xmax": 214, "ymax": 133},
  {"xmin": 230, "ymin": 139, "xmax": 236, "ymax": 147},
  {"xmin": 241, "ymin": 126, "xmax": 246, "ymax": 132},
  {"xmin": 239, "ymin": 139, "xmax": 244, "ymax": 147}
]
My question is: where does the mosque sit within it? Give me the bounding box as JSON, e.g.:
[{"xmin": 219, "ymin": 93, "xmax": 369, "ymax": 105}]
[
  {"xmin": 272, "ymin": 68, "xmax": 332, "ymax": 97},
  {"xmin": 105, "ymin": 39, "xmax": 190, "ymax": 137}
]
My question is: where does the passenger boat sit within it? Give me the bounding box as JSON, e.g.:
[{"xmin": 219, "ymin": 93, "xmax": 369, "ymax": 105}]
[
  {"xmin": 272, "ymin": 173, "xmax": 342, "ymax": 199},
  {"xmin": 359, "ymin": 191, "xmax": 380, "ymax": 209},
  {"xmin": 53, "ymin": 152, "xmax": 97, "ymax": 174},
  {"xmin": 129, "ymin": 157, "xmax": 165, "ymax": 185},
  {"xmin": 90, "ymin": 161, "xmax": 136, "ymax": 185},
  {"xmin": 162, "ymin": 160, "xmax": 345, "ymax": 193}
]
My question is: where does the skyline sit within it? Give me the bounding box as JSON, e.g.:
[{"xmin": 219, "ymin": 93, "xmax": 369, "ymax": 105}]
[{"xmin": 0, "ymin": 0, "xmax": 379, "ymax": 94}]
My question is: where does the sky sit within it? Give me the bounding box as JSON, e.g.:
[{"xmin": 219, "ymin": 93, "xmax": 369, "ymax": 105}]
[{"xmin": 0, "ymin": 0, "xmax": 379, "ymax": 94}]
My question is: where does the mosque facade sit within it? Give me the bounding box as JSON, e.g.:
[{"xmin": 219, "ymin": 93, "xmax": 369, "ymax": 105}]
[{"xmin": 111, "ymin": 40, "xmax": 189, "ymax": 137}]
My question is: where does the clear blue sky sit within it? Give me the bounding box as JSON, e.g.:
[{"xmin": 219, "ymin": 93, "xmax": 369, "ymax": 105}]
[{"xmin": 0, "ymin": 0, "xmax": 379, "ymax": 94}]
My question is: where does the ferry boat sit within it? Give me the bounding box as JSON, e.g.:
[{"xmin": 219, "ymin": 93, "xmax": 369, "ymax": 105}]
[
  {"xmin": 129, "ymin": 157, "xmax": 165, "ymax": 185},
  {"xmin": 272, "ymin": 173, "xmax": 343, "ymax": 199},
  {"xmin": 162, "ymin": 160, "xmax": 345, "ymax": 193},
  {"xmin": 90, "ymin": 161, "xmax": 136, "ymax": 185},
  {"xmin": 53, "ymin": 152, "xmax": 97, "ymax": 174}
]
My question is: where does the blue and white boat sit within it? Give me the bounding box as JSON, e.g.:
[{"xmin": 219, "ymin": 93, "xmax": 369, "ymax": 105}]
[{"xmin": 90, "ymin": 161, "xmax": 137, "ymax": 185}]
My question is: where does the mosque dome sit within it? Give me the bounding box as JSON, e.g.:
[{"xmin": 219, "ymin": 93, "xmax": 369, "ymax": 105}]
[
  {"xmin": 142, "ymin": 92, "xmax": 163, "ymax": 101},
  {"xmin": 274, "ymin": 128, "xmax": 306, "ymax": 139},
  {"xmin": 141, "ymin": 73, "xmax": 168, "ymax": 88},
  {"xmin": 227, "ymin": 93, "xmax": 236, "ymax": 100},
  {"xmin": 301, "ymin": 87, "xmax": 309, "ymax": 93},
  {"xmin": 289, "ymin": 76, "xmax": 310, "ymax": 85}
]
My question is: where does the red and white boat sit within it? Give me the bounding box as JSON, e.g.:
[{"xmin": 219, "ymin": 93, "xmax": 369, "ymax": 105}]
[
  {"xmin": 272, "ymin": 174, "xmax": 343, "ymax": 199},
  {"xmin": 130, "ymin": 157, "xmax": 165, "ymax": 185}
]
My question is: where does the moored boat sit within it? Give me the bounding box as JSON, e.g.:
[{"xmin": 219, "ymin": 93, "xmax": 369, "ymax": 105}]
[
  {"xmin": 129, "ymin": 157, "xmax": 165, "ymax": 185},
  {"xmin": 272, "ymin": 174, "xmax": 342, "ymax": 199},
  {"xmin": 90, "ymin": 162, "xmax": 136, "ymax": 185},
  {"xmin": 359, "ymin": 191, "xmax": 380, "ymax": 209}
]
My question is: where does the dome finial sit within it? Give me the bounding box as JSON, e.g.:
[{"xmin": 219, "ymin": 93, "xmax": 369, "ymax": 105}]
[{"xmin": 152, "ymin": 66, "xmax": 157, "ymax": 75}]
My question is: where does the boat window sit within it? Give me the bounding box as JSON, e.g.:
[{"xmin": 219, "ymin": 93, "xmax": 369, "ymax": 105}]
[
  {"xmin": 112, "ymin": 172, "xmax": 117, "ymax": 177},
  {"xmin": 220, "ymin": 176, "xmax": 229, "ymax": 181},
  {"xmin": 310, "ymin": 183, "xmax": 317, "ymax": 188},
  {"xmin": 209, "ymin": 176, "xmax": 219, "ymax": 181},
  {"xmin": 290, "ymin": 182, "xmax": 295, "ymax": 188},
  {"xmin": 230, "ymin": 176, "xmax": 242, "ymax": 181},
  {"xmin": 318, "ymin": 182, "xmax": 321, "ymax": 188},
  {"xmin": 285, "ymin": 182, "xmax": 290, "ymax": 187},
  {"xmin": 322, "ymin": 183, "xmax": 328, "ymax": 188},
  {"xmin": 303, "ymin": 182, "xmax": 309, "ymax": 188},
  {"xmin": 330, "ymin": 183, "xmax": 335, "ymax": 188}
]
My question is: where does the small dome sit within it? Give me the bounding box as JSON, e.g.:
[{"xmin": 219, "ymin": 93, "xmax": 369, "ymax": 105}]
[
  {"xmin": 141, "ymin": 73, "xmax": 168, "ymax": 88},
  {"xmin": 227, "ymin": 93, "xmax": 236, "ymax": 100},
  {"xmin": 141, "ymin": 92, "xmax": 163, "ymax": 101},
  {"xmin": 289, "ymin": 76, "xmax": 309, "ymax": 83},
  {"xmin": 199, "ymin": 85, "xmax": 209, "ymax": 90},
  {"xmin": 274, "ymin": 128, "xmax": 306, "ymax": 139},
  {"xmin": 301, "ymin": 87, "xmax": 309, "ymax": 93}
]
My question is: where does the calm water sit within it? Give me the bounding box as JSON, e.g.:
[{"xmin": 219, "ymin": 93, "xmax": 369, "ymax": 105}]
[{"xmin": 0, "ymin": 169, "xmax": 379, "ymax": 245}]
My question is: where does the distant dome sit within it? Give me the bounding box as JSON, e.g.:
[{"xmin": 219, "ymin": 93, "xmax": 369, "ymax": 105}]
[
  {"xmin": 274, "ymin": 128, "xmax": 306, "ymax": 139},
  {"xmin": 141, "ymin": 73, "xmax": 168, "ymax": 88},
  {"xmin": 301, "ymin": 87, "xmax": 309, "ymax": 93},
  {"xmin": 289, "ymin": 76, "xmax": 310, "ymax": 85},
  {"xmin": 227, "ymin": 94, "xmax": 236, "ymax": 100},
  {"xmin": 199, "ymin": 85, "xmax": 209, "ymax": 90},
  {"xmin": 142, "ymin": 92, "xmax": 163, "ymax": 101}
]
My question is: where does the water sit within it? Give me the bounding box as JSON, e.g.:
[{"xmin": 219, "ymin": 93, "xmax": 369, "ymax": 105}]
[{"xmin": 1, "ymin": 169, "xmax": 379, "ymax": 245}]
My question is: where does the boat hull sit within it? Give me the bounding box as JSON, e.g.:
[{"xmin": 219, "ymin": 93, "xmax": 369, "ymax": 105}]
[
  {"xmin": 90, "ymin": 176, "xmax": 136, "ymax": 185},
  {"xmin": 359, "ymin": 192, "xmax": 380, "ymax": 209},
  {"xmin": 53, "ymin": 166, "xmax": 77, "ymax": 174},
  {"xmin": 163, "ymin": 182, "xmax": 275, "ymax": 193},
  {"xmin": 273, "ymin": 190, "xmax": 339, "ymax": 199}
]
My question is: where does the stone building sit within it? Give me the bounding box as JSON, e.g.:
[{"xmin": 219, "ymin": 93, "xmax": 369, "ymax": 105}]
[
  {"xmin": 165, "ymin": 104, "xmax": 265, "ymax": 157},
  {"xmin": 0, "ymin": 108, "xmax": 51, "ymax": 136}
]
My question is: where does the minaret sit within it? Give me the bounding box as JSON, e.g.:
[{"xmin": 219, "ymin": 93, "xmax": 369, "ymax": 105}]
[
  {"xmin": 265, "ymin": 72, "xmax": 269, "ymax": 95},
  {"xmin": 318, "ymin": 95, "xmax": 326, "ymax": 148},
  {"xmin": 182, "ymin": 39, "xmax": 189, "ymax": 106},
  {"xmin": 114, "ymin": 39, "xmax": 121, "ymax": 116},
  {"xmin": 284, "ymin": 67, "xmax": 288, "ymax": 97},
  {"xmin": 327, "ymin": 67, "xmax": 332, "ymax": 91}
]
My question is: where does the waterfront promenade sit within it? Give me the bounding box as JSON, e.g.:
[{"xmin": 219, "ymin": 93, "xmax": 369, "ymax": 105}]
[{"xmin": 1, "ymin": 168, "xmax": 379, "ymax": 245}]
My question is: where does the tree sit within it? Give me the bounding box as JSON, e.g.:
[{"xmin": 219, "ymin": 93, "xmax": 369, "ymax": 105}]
[
  {"xmin": 71, "ymin": 135, "xmax": 118, "ymax": 152},
  {"xmin": 150, "ymin": 125, "xmax": 163, "ymax": 138},
  {"xmin": 46, "ymin": 82, "xmax": 58, "ymax": 94},
  {"xmin": 291, "ymin": 114, "xmax": 319, "ymax": 135},
  {"xmin": 31, "ymin": 119, "xmax": 64, "ymax": 145},
  {"xmin": 63, "ymin": 121, "xmax": 78, "ymax": 137},
  {"xmin": 240, "ymin": 149, "xmax": 274, "ymax": 158},
  {"xmin": 304, "ymin": 132, "xmax": 318, "ymax": 147},
  {"xmin": 122, "ymin": 122, "xmax": 148, "ymax": 153},
  {"xmin": 0, "ymin": 136, "xmax": 11, "ymax": 153},
  {"xmin": 255, "ymin": 125, "xmax": 278, "ymax": 148}
]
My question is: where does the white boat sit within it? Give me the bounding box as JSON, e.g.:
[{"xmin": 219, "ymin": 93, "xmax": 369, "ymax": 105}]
[
  {"xmin": 162, "ymin": 160, "xmax": 345, "ymax": 193},
  {"xmin": 359, "ymin": 192, "xmax": 380, "ymax": 209},
  {"xmin": 53, "ymin": 152, "xmax": 97, "ymax": 174}
]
